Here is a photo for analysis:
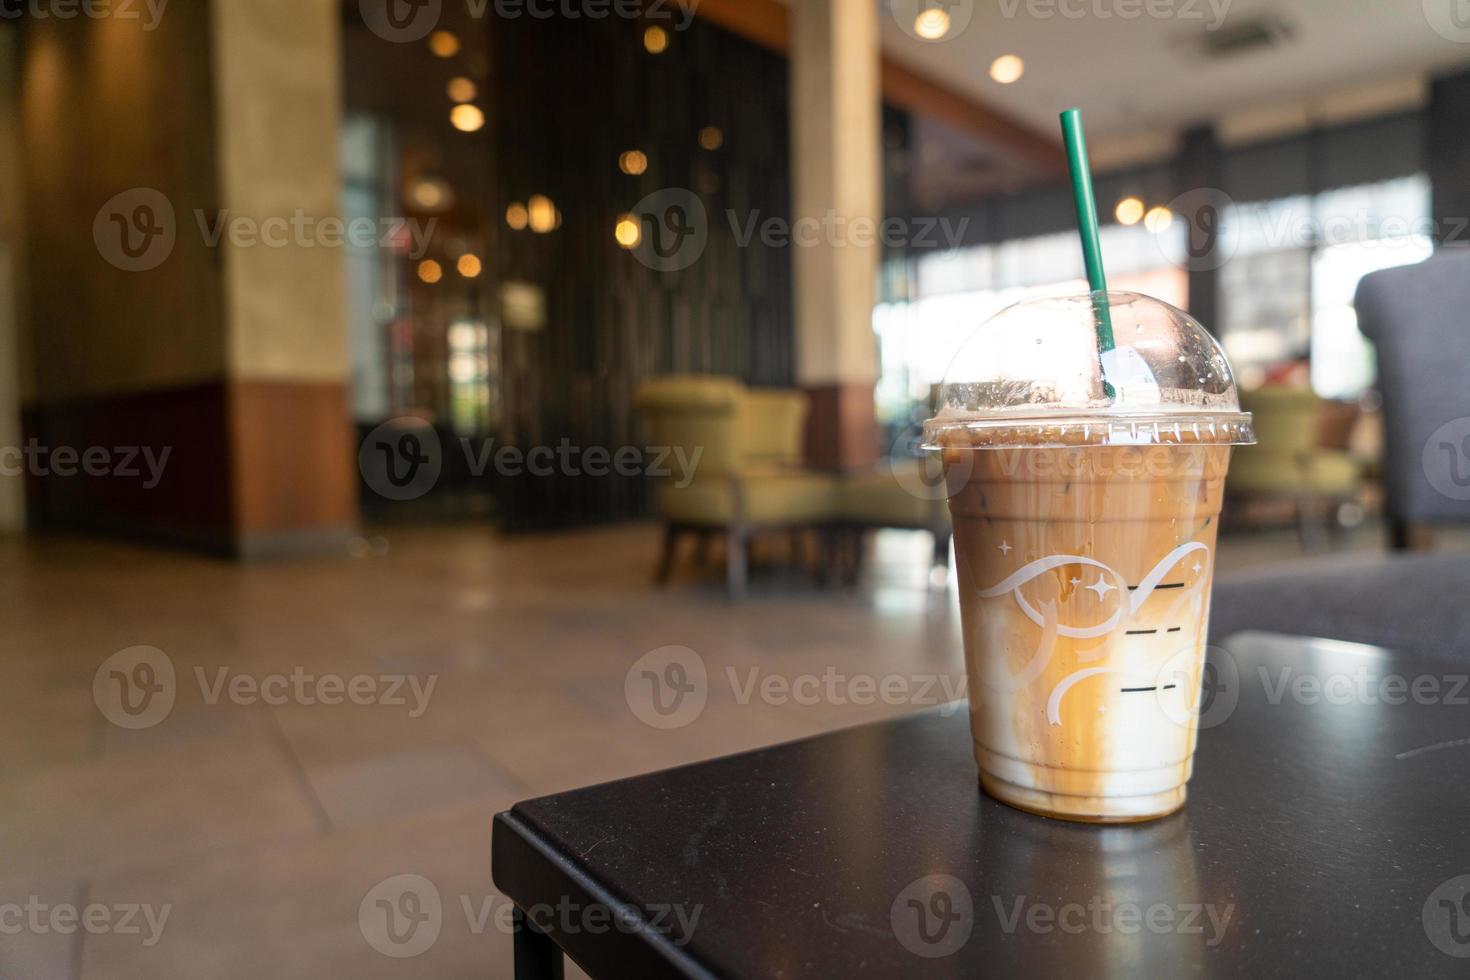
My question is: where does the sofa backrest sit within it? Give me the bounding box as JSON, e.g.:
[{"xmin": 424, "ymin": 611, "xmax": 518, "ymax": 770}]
[
  {"xmin": 1355, "ymin": 250, "xmax": 1470, "ymax": 524},
  {"xmin": 1238, "ymin": 386, "xmax": 1324, "ymax": 457},
  {"xmin": 633, "ymin": 375, "xmax": 746, "ymax": 476},
  {"xmin": 741, "ymin": 389, "xmax": 807, "ymax": 467},
  {"xmin": 633, "ymin": 376, "xmax": 809, "ymax": 478}
]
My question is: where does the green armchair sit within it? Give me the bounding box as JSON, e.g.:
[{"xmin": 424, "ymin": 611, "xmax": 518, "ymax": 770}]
[
  {"xmin": 634, "ymin": 376, "xmax": 838, "ymax": 597},
  {"xmin": 635, "ymin": 375, "xmax": 952, "ymax": 596},
  {"xmin": 1228, "ymin": 386, "xmax": 1365, "ymax": 542}
]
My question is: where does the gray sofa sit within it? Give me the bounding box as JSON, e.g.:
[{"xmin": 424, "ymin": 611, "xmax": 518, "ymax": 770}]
[
  {"xmin": 1208, "ymin": 251, "xmax": 1470, "ymax": 665},
  {"xmin": 1354, "ymin": 249, "xmax": 1470, "ymax": 546}
]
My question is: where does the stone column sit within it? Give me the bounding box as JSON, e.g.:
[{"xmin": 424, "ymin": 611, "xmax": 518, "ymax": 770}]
[
  {"xmin": 210, "ymin": 0, "xmax": 358, "ymax": 556},
  {"xmin": 788, "ymin": 0, "xmax": 881, "ymax": 470}
]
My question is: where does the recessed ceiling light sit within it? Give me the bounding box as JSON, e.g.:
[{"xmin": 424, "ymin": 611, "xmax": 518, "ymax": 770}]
[
  {"xmin": 506, "ymin": 203, "xmax": 529, "ymax": 230},
  {"xmin": 643, "ymin": 25, "xmax": 669, "ymax": 54},
  {"xmin": 914, "ymin": 8, "xmax": 950, "ymax": 40},
  {"xmin": 1115, "ymin": 197, "xmax": 1145, "ymax": 226},
  {"xmin": 457, "ymin": 254, "xmax": 483, "ymax": 278},
  {"xmin": 619, "ymin": 150, "xmax": 648, "ymax": 175},
  {"xmin": 989, "ymin": 54, "xmax": 1024, "ymax": 85},
  {"xmin": 615, "ymin": 214, "xmax": 641, "ymax": 249},
  {"xmin": 429, "ymin": 31, "xmax": 460, "ymax": 58},
  {"xmin": 527, "ymin": 195, "xmax": 558, "ymax": 234},
  {"xmin": 450, "ymin": 104, "xmax": 484, "ymax": 132},
  {"xmin": 417, "ymin": 259, "xmax": 443, "ymax": 284},
  {"xmin": 447, "ymin": 77, "xmax": 477, "ymax": 103},
  {"xmin": 1144, "ymin": 206, "xmax": 1175, "ymax": 233}
]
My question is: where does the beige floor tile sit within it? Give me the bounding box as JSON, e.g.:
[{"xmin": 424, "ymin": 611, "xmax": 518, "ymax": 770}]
[
  {"xmin": 79, "ymin": 799, "xmax": 517, "ymax": 980},
  {"xmin": 0, "ymin": 738, "xmax": 322, "ymax": 881},
  {"xmin": 303, "ymin": 744, "xmax": 526, "ymax": 831},
  {"xmin": 0, "ymin": 878, "xmax": 84, "ymax": 980}
]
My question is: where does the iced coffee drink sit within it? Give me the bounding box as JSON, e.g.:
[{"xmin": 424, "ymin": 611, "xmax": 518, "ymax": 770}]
[{"xmin": 925, "ymin": 292, "xmax": 1254, "ymax": 823}]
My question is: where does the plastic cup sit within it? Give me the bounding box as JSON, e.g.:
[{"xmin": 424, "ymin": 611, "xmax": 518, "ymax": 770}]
[{"xmin": 924, "ymin": 292, "xmax": 1254, "ymax": 823}]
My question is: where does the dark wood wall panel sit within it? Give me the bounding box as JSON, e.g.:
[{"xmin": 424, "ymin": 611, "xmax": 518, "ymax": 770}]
[{"xmin": 490, "ymin": 14, "xmax": 794, "ymax": 530}]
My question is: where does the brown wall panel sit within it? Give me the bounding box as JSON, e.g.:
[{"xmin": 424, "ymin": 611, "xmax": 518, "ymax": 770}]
[
  {"xmin": 802, "ymin": 383, "xmax": 878, "ymax": 472},
  {"xmin": 228, "ymin": 381, "xmax": 359, "ymax": 539},
  {"xmin": 22, "ymin": 381, "xmax": 357, "ymax": 555},
  {"xmin": 22, "ymin": 384, "xmax": 234, "ymax": 549}
]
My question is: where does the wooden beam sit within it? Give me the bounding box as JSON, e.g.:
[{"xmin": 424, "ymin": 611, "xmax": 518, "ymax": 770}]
[
  {"xmin": 880, "ymin": 59, "xmax": 1062, "ymax": 171},
  {"xmin": 691, "ymin": 0, "xmax": 1063, "ymax": 171},
  {"xmin": 692, "ymin": 0, "xmax": 789, "ymax": 53}
]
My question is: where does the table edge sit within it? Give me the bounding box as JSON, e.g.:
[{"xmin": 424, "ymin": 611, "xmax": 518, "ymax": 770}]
[{"xmin": 491, "ymin": 808, "xmax": 722, "ymax": 980}]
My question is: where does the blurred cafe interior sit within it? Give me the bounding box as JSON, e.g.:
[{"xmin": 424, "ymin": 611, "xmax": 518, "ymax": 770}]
[{"xmin": 2, "ymin": 0, "xmax": 1470, "ymax": 976}]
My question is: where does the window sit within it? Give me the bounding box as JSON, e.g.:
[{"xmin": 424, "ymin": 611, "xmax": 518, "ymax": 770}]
[
  {"xmin": 1217, "ymin": 175, "xmax": 1432, "ymax": 398},
  {"xmin": 874, "ymin": 222, "xmax": 1187, "ymax": 423}
]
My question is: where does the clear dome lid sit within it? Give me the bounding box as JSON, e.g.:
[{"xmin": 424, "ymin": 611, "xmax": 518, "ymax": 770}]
[{"xmin": 922, "ymin": 291, "xmax": 1255, "ymax": 448}]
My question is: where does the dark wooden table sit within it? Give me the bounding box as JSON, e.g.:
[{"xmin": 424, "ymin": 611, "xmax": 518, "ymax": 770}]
[{"xmin": 491, "ymin": 632, "xmax": 1470, "ymax": 978}]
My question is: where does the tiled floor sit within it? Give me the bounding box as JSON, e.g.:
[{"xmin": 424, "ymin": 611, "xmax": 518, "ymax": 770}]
[{"xmin": 0, "ymin": 521, "xmax": 1439, "ymax": 978}]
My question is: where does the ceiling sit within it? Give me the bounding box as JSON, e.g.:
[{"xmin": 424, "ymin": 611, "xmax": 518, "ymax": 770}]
[{"xmin": 879, "ymin": 0, "xmax": 1470, "ymax": 144}]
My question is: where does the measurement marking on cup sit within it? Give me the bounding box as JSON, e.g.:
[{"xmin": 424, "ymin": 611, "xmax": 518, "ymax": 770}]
[
  {"xmin": 1120, "ymin": 684, "xmax": 1178, "ymax": 693},
  {"xmin": 1167, "ymin": 627, "xmax": 1183, "ymax": 633},
  {"xmin": 1127, "ymin": 582, "xmax": 1186, "ymax": 591},
  {"xmin": 1125, "ymin": 629, "xmax": 1158, "ymax": 635}
]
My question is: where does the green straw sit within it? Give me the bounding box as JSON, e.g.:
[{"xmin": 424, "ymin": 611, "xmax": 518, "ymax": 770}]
[{"xmin": 1059, "ymin": 108, "xmax": 1116, "ymax": 398}]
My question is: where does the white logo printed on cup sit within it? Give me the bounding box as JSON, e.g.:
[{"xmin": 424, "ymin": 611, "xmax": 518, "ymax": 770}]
[
  {"xmin": 625, "ymin": 645, "xmax": 708, "ymax": 729},
  {"xmin": 976, "ymin": 542, "xmax": 1212, "ymax": 725}
]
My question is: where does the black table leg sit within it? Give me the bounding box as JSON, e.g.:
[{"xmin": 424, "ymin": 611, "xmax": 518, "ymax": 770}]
[{"xmin": 513, "ymin": 907, "xmax": 564, "ymax": 980}]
